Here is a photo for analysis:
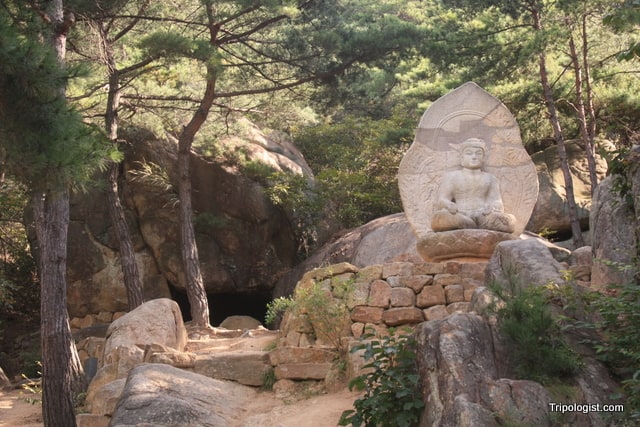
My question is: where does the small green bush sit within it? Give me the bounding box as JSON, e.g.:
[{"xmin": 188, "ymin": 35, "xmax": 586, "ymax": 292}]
[
  {"xmin": 491, "ymin": 284, "xmax": 581, "ymax": 384},
  {"xmin": 587, "ymin": 280, "xmax": 640, "ymax": 421},
  {"xmin": 265, "ymin": 278, "xmax": 353, "ymax": 354},
  {"xmin": 264, "ymin": 296, "xmax": 295, "ymax": 327},
  {"xmin": 339, "ymin": 329, "xmax": 424, "ymax": 427}
]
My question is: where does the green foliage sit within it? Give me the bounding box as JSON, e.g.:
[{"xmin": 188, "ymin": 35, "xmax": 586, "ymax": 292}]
[
  {"xmin": 261, "ymin": 368, "xmax": 276, "ymax": 391},
  {"xmin": 602, "ymin": 146, "xmax": 635, "ymax": 207},
  {"xmin": 0, "ymin": 178, "xmax": 39, "ymax": 322},
  {"xmin": 127, "ymin": 161, "xmax": 179, "ymax": 207},
  {"xmin": 294, "ymin": 114, "xmax": 410, "ymax": 228},
  {"xmin": 490, "ymin": 284, "xmax": 582, "ymax": 384},
  {"xmin": 193, "ymin": 212, "xmax": 227, "ymax": 235},
  {"xmin": 264, "ymin": 296, "xmax": 295, "ymax": 326},
  {"xmin": 339, "ymin": 329, "xmax": 424, "ymax": 427},
  {"xmin": 584, "ymin": 275, "xmax": 640, "ymax": 420},
  {"xmin": 0, "ymin": 9, "xmax": 112, "ymax": 191},
  {"xmin": 604, "ymin": 0, "xmax": 640, "ymax": 60},
  {"xmin": 267, "ymin": 276, "xmax": 353, "ymax": 352}
]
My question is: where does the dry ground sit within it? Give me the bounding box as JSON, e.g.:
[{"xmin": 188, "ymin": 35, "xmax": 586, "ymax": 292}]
[{"xmin": 0, "ymin": 387, "xmax": 361, "ymax": 427}]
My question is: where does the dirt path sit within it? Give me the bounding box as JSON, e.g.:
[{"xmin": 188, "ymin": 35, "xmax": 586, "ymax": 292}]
[
  {"xmin": 0, "ymin": 387, "xmax": 360, "ymax": 427},
  {"xmin": 0, "ymin": 389, "xmax": 43, "ymax": 427}
]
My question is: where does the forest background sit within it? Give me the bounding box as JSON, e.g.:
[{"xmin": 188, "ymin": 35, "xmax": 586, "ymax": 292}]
[{"xmin": 0, "ymin": 0, "xmax": 639, "ymax": 425}]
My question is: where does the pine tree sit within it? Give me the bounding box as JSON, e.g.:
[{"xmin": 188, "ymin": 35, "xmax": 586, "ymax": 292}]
[{"xmin": 0, "ymin": 2, "xmax": 110, "ymax": 425}]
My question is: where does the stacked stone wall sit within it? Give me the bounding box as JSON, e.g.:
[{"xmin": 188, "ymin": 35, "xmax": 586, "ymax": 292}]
[{"xmin": 280, "ymin": 260, "xmax": 486, "ymax": 347}]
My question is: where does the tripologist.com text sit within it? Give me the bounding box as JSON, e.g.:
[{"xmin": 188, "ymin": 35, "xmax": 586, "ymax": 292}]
[{"xmin": 548, "ymin": 402, "xmax": 625, "ymax": 414}]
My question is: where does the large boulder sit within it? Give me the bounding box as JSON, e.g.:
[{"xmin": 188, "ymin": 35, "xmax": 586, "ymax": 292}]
[
  {"xmin": 590, "ymin": 176, "xmax": 637, "ymax": 288},
  {"xmin": 86, "ymin": 299, "xmax": 188, "ymax": 414},
  {"xmin": 485, "ymin": 239, "xmax": 567, "ymax": 290},
  {"xmin": 110, "ymin": 363, "xmax": 256, "ymax": 427},
  {"xmin": 528, "ymin": 141, "xmax": 608, "ymax": 236},
  {"xmin": 103, "ymin": 298, "xmax": 187, "ymax": 357},
  {"xmin": 273, "ymin": 213, "xmax": 422, "ymax": 297},
  {"xmin": 66, "ymin": 120, "xmax": 310, "ymax": 317},
  {"xmin": 415, "ymin": 313, "xmax": 553, "ymax": 427}
]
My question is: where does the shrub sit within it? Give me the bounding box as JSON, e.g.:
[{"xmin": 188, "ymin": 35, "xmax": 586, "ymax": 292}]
[
  {"xmin": 491, "ymin": 284, "xmax": 582, "ymax": 384},
  {"xmin": 265, "ymin": 277, "xmax": 353, "ymax": 354},
  {"xmin": 339, "ymin": 329, "xmax": 424, "ymax": 427},
  {"xmin": 587, "ymin": 280, "xmax": 640, "ymax": 421}
]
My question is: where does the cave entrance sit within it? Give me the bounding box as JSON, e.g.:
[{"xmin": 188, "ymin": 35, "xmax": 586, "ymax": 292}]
[{"xmin": 169, "ymin": 287, "xmax": 272, "ymax": 328}]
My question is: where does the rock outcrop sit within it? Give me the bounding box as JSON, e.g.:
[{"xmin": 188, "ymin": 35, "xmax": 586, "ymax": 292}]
[
  {"xmin": 274, "ymin": 213, "xmax": 422, "ymax": 298},
  {"xmin": 415, "ymin": 313, "xmax": 553, "ymax": 427},
  {"xmin": 109, "ymin": 363, "xmax": 256, "ymax": 427},
  {"xmin": 417, "ymin": 239, "xmax": 621, "ymax": 427},
  {"xmin": 66, "ymin": 120, "xmax": 310, "ymax": 317},
  {"xmin": 590, "ymin": 146, "xmax": 640, "ymax": 288},
  {"xmin": 528, "ymin": 140, "xmax": 608, "ymax": 236}
]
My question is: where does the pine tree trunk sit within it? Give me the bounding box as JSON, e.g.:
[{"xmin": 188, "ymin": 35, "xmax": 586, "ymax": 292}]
[
  {"xmin": 174, "ymin": 3, "xmax": 220, "ymax": 328},
  {"xmin": 34, "ymin": 189, "xmax": 86, "ymax": 427},
  {"xmin": 103, "ymin": 30, "xmax": 144, "ymax": 310},
  {"xmin": 533, "ymin": 8, "xmax": 585, "ymax": 247},
  {"xmin": 37, "ymin": 2, "xmax": 86, "ymax": 425},
  {"xmin": 106, "ymin": 163, "xmax": 144, "ymax": 310},
  {"xmin": 567, "ymin": 17, "xmax": 598, "ymax": 195},
  {"xmin": 177, "ymin": 141, "xmax": 210, "ymax": 327}
]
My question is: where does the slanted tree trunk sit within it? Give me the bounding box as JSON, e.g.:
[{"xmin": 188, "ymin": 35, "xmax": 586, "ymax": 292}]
[
  {"xmin": 101, "ymin": 22, "xmax": 144, "ymax": 310},
  {"xmin": 567, "ymin": 16, "xmax": 598, "ymax": 195},
  {"xmin": 533, "ymin": 7, "xmax": 585, "ymax": 248},
  {"xmin": 174, "ymin": 3, "xmax": 224, "ymax": 328}
]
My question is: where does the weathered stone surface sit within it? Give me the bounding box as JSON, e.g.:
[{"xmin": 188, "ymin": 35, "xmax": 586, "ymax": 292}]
[
  {"xmin": 76, "ymin": 414, "xmax": 110, "ymax": 427},
  {"xmin": 350, "ymin": 306, "xmax": 384, "ymax": 324},
  {"xmin": 446, "ymin": 302, "xmax": 469, "ymax": 314},
  {"xmin": 66, "ymin": 121, "xmax": 309, "ymax": 316},
  {"xmin": 423, "ymin": 305, "xmax": 450, "ymax": 321},
  {"xmin": 346, "ymin": 281, "xmax": 371, "ymax": 309},
  {"xmin": 274, "ymin": 213, "xmax": 422, "ymax": 298},
  {"xmin": 274, "ymin": 363, "xmax": 332, "ymax": 380},
  {"xmin": 413, "ymin": 262, "xmax": 445, "ymax": 275},
  {"xmin": 417, "ymin": 285, "xmax": 446, "ymax": 308},
  {"xmin": 194, "ymin": 351, "xmax": 271, "ymax": 386},
  {"xmin": 433, "ymin": 273, "xmax": 462, "ymax": 287},
  {"xmin": 368, "ymin": 280, "xmax": 391, "ymax": 308},
  {"xmin": 382, "ymin": 307, "xmax": 424, "ymax": 326},
  {"xmin": 87, "ymin": 378, "xmax": 126, "ymax": 415},
  {"xmin": 417, "ymin": 229, "xmax": 513, "ymax": 262},
  {"xmin": 445, "ymin": 285, "xmax": 465, "ymax": 304},
  {"xmin": 400, "ymin": 275, "xmax": 432, "ymax": 293},
  {"xmin": 356, "ymin": 264, "xmax": 383, "ymax": 281},
  {"xmin": 399, "ymin": 83, "xmax": 538, "ymax": 240},
  {"xmin": 382, "ymin": 262, "xmax": 414, "ymax": 278},
  {"xmin": 268, "ymin": 347, "xmax": 337, "ymax": 365},
  {"xmin": 528, "ymin": 140, "xmax": 608, "ymax": 235},
  {"xmin": 104, "ymin": 299, "xmax": 187, "ymax": 357},
  {"xmin": 144, "ymin": 345, "xmax": 196, "ymax": 369},
  {"xmin": 485, "ymin": 239, "xmax": 566, "ymax": 290},
  {"xmin": 415, "ymin": 313, "xmax": 554, "ymax": 427},
  {"xmin": 218, "ymin": 315, "xmax": 262, "ymax": 330},
  {"xmin": 590, "ymin": 176, "xmax": 637, "ymax": 288},
  {"xmin": 390, "ymin": 287, "xmax": 416, "ymax": 307},
  {"xmin": 110, "ymin": 363, "xmax": 255, "ymax": 427}
]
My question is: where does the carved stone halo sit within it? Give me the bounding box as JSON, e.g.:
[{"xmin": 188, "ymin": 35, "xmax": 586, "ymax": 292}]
[{"xmin": 397, "ymin": 82, "xmax": 539, "ymax": 261}]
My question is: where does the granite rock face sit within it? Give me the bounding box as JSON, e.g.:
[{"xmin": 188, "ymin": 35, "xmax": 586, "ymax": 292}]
[
  {"xmin": 528, "ymin": 140, "xmax": 608, "ymax": 236},
  {"xmin": 110, "ymin": 363, "xmax": 256, "ymax": 427},
  {"xmin": 66, "ymin": 121, "xmax": 308, "ymax": 317}
]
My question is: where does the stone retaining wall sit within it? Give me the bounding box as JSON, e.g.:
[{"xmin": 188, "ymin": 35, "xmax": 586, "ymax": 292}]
[{"xmin": 279, "ymin": 260, "xmax": 487, "ymax": 346}]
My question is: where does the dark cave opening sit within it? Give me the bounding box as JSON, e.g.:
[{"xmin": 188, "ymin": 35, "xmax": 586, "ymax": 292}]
[{"xmin": 169, "ymin": 286, "xmax": 272, "ymax": 328}]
